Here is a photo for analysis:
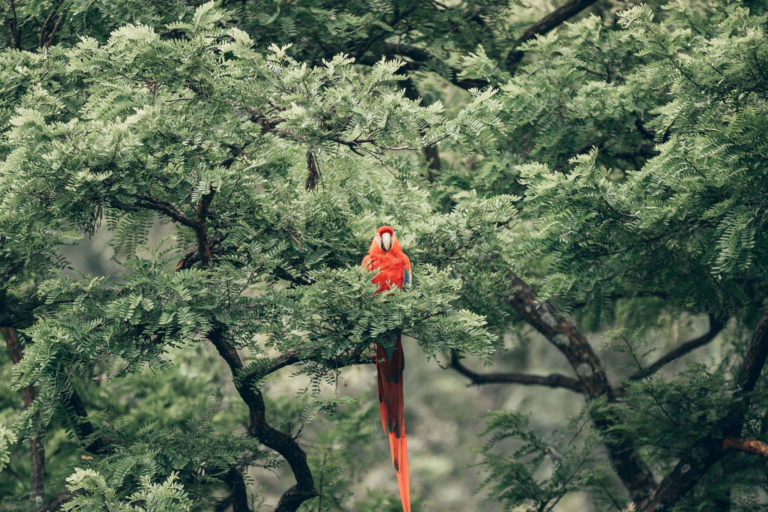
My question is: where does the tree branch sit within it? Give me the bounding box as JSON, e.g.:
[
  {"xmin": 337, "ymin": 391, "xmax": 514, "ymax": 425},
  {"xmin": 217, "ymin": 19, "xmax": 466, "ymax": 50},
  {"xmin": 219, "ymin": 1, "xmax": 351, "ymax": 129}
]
[
  {"xmin": 61, "ymin": 386, "xmax": 115, "ymax": 455},
  {"xmin": 506, "ymin": 0, "xmax": 600, "ymax": 70},
  {"xmin": 207, "ymin": 325, "xmax": 319, "ymax": 512},
  {"xmin": 2, "ymin": 0, "xmax": 23, "ymax": 50},
  {"xmin": 240, "ymin": 345, "xmax": 376, "ymax": 395},
  {"xmin": 223, "ymin": 467, "xmax": 252, "ymax": 512},
  {"xmin": 134, "ymin": 194, "xmax": 200, "ymax": 230},
  {"xmin": 501, "ymin": 267, "xmax": 658, "ymax": 506},
  {"xmin": 626, "ymin": 315, "xmax": 725, "ymax": 382},
  {"xmin": 450, "ymin": 351, "xmax": 585, "ymax": 393},
  {"xmin": 722, "ymin": 437, "xmax": 768, "ymax": 458},
  {"xmin": 208, "ymin": 327, "xmax": 376, "ymax": 511},
  {"xmin": 195, "ymin": 187, "xmax": 216, "ymax": 268},
  {"xmin": 638, "ymin": 305, "xmax": 768, "ymax": 512}
]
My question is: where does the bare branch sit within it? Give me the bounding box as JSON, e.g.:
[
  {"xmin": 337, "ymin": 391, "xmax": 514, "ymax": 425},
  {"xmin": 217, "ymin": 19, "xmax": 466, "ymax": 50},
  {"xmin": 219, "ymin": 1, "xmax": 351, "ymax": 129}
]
[
  {"xmin": 207, "ymin": 325, "xmax": 320, "ymax": 512},
  {"xmin": 722, "ymin": 437, "xmax": 768, "ymax": 458},
  {"xmin": 626, "ymin": 315, "xmax": 725, "ymax": 382},
  {"xmin": 450, "ymin": 351, "xmax": 584, "ymax": 393}
]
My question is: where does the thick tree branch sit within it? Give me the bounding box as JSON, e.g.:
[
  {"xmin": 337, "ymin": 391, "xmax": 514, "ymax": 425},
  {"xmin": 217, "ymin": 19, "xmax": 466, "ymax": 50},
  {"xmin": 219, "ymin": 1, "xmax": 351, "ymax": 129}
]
[
  {"xmin": 722, "ymin": 437, "xmax": 768, "ymax": 458},
  {"xmin": 450, "ymin": 351, "xmax": 584, "ymax": 392},
  {"xmin": 223, "ymin": 467, "xmax": 252, "ymax": 512},
  {"xmin": 2, "ymin": 326, "xmax": 44, "ymax": 504},
  {"xmin": 506, "ymin": 0, "xmax": 600, "ymax": 70},
  {"xmin": 626, "ymin": 316, "xmax": 725, "ymax": 382},
  {"xmin": 208, "ymin": 326, "xmax": 376, "ymax": 512},
  {"xmin": 638, "ymin": 305, "xmax": 768, "ymax": 512},
  {"xmin": 502, "ymin": 268, "xmax": 658, "ymax": 506},
  {"xmin": 207, "ymin": 325, "xmax": 319, "ymax": 512},
  {"xmin": 196, "ymin": 188, "xmax": 216, "ymax": 267}
]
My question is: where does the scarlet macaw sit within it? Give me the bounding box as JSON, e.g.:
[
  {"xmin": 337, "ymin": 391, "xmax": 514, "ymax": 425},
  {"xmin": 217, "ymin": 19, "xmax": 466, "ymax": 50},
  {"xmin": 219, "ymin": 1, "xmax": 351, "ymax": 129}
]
[{"xmin": 361, "ymin": 226, "xmax": 412, "ymax": 512}]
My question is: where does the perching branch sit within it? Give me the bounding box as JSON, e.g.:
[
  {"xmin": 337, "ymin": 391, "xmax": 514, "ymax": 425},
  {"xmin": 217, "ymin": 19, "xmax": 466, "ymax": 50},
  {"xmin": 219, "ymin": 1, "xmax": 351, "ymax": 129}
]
[
  {"xmin": 637, "ymin": 305, "xmax": 768, "ymax": 512},
  {"xmin": 449, "ymin": 351, "xmax": 585, "ymax": 393},
  {"xmin": 625, "ymin": 315, "xmax": 724, "ymax": 382}
]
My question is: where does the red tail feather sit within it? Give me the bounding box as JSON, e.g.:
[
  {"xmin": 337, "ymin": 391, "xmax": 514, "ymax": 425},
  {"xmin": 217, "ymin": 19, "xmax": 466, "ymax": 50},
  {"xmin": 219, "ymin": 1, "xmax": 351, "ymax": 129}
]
[{"xmin": 376, "ymin": 337, "xmax": 411, "ymax": 512}]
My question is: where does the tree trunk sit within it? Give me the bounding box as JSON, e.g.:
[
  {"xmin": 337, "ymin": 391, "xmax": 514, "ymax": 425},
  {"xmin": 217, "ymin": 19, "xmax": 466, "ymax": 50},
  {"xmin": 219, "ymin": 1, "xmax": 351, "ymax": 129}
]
[{"xmin": 2, "ymin": 326, "xmax": 45, "ymax": 505}]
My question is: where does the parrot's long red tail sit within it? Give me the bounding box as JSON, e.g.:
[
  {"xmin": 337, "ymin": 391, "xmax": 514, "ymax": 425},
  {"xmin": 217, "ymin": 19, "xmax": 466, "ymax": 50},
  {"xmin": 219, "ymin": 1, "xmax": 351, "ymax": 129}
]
[{"xmin": 376, "ymin": 335, "xmax": 411, "ymax": 512}]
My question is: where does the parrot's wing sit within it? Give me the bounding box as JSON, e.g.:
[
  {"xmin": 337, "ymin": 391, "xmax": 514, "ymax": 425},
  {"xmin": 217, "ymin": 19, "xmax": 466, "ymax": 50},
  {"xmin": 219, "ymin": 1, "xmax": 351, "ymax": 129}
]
[{"xmin": 403, "ymin": 268, "xmax": 411, "ymax": 287}]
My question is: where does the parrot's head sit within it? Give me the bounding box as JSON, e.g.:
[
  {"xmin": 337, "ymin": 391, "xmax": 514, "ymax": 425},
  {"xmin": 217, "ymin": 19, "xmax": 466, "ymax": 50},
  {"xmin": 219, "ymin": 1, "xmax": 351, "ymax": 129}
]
[{"xmin": 374, "ymin": 226, "xmax": 396, "ymax": 252}]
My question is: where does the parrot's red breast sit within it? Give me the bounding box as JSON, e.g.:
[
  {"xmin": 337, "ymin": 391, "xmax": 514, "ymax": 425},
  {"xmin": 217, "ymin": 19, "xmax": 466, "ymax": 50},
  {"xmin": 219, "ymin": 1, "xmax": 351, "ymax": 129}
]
[{"xmin": 362, "ymin": 226, "xmax": 411, "ymax": 293}]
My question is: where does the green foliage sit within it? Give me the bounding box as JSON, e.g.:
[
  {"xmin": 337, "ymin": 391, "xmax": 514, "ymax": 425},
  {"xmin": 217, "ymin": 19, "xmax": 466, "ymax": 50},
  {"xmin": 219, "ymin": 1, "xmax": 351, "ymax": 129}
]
[
  {"xmin": 479, "ymin": 410, "xmax": 612, "ymax": 512},
  {"xmin": 63, "ymin": 470, "xmax": 192, "ymax": 512},
  {"xmin": 4, "ymin": 0, "xmax": 768, "ymax": 510},
  {"xmin": 0, "ymin": 425, "xmax": 16, "ymax": 472}
]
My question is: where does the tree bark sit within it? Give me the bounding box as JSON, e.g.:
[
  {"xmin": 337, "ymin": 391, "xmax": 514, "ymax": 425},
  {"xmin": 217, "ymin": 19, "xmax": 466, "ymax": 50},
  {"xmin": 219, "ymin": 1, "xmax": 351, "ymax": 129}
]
[
  {"xmin": 501, "ymin": 269, "xmax": 658, "ymax": 506},
  {"xmin": 2, "ymin": 326, "xmax": 45, "ymax": 505},
  {"xmin": 208, "ymin": 325, "xmax": 319, "ymax": 512}
]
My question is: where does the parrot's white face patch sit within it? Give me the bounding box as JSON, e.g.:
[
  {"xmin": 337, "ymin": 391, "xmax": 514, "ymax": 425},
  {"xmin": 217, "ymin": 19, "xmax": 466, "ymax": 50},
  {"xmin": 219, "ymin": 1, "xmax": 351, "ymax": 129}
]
[
  {"xmin": 381, "ymin": 232, "xmax": 392, "ymax": 251},
  {"xmin": 374, "ymin": 230, "xmax": 395, "ymax": 252}
]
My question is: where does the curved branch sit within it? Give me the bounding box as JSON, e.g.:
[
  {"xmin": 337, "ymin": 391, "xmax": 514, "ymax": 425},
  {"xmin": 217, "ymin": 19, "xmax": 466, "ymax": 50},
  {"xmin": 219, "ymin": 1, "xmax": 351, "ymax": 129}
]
[
  {"xmin": 450, "ymin": 351, "xmax": 584, "ymax": 393},
  {"xmin": 722, "ymin": 437, "xmax": 768, "ymax": 458},
  {"xmin": 627, "ymin": 316, "xmax": 725, "ymax": 382},
  {"xmin": 208, "ymin": 328, "xmax": 379, "ymax": 511},
  {"xmin": 208, "ymin": 327, "xmax": 375, "ymax": 512},
  {"xmin": 135, "ymin": 194, "xmax": 199, "ymax": 229}
]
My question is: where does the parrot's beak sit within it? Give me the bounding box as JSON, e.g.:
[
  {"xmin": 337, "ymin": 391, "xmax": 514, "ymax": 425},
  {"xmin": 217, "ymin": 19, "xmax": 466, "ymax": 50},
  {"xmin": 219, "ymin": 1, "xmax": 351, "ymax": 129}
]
[{"xmin": 380, "ymin": 232, "xmax": 392, "ymax": 252}]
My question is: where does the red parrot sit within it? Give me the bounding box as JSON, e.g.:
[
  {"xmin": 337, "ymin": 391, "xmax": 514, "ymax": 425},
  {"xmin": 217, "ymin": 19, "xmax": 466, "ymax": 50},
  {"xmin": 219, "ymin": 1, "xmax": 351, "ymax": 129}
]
[{"xmin": 361, "ymin": 226, "xmax": 412, "ymax": 512}]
